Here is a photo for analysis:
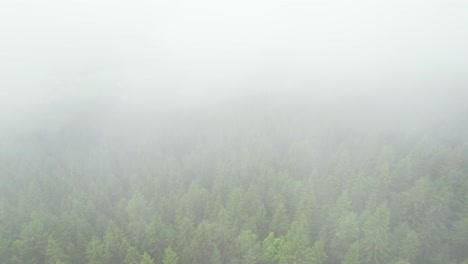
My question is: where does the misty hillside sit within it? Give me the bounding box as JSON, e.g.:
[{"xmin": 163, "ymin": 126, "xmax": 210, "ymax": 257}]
[
  {"xmin": 1, "ymin": 0, "xmax": 468, "ymax": 263},
  {"xmin": 1, "ymin": 100, "xmax": 467, "ymax": 264}
]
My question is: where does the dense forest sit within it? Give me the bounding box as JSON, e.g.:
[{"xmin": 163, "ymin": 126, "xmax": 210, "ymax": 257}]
[
  {"xmin": 1, "ymin": 0, "xmax": 467, "ymax": 261},
  {"xmin": 0, "ymin": 99, "xmax": 467, "ymax": 264}
]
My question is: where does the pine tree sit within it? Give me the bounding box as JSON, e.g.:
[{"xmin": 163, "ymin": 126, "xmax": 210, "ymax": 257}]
[
  {"xmin": 235, "ymin": 230, "xmax": 260, "ymax": 264},
  {"xmin": 261, "ymin": 232, "xmax": 280, "ymax": 264},
  {"xmin": 331, "ymin": 211, "xmax": 360, "ymax": 261},
  {"xmin": 309, "ymin": 238, "xmax": 327, "ymax": 264},
  {"xmin": 124, "ymin": 246, "xmax": 141, "ymax": 264},
  {"xmin": 391, "ymin": 223, "xmax": 420, "ymax": 263},
  {"xmin": 86, "ymin": 238, "xmax": 105, "ymax": 264},
  {"xmin": 278, "ymin": 214, "xmax": 311, "ymax": 264},
  {"xmin": 103, "ymin": 224, "xmax": 129, "ymax": 264},
  {"xmin": 341, "ymin": 242, "xmax": 360, "ymax": 264},
  {"xmin": 162, "ymin": 247, "xmax": 178, "ymax": 264},
  {"xmin": 140, "ymin": 252, "xmax": 154, "ymax": 264},
  {"xmin": 269, "ymin": 203, "xmax": 289, "ymax": 236},
  {"xmin": 46, "ymin": 236, "xmax": 68, "ymax": 264},
  {"xmin": 362, "ymin": 203, "xmax": 391, "ymax": 264}
]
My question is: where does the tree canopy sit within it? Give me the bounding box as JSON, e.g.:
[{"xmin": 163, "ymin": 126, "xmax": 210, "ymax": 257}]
[{"xmin": 0, "ymin": 105, "xmax": 467, "ymax": 264}]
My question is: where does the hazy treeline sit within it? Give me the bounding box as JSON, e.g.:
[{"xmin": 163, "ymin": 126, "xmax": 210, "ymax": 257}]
[
  {"xmin": 1, "ymin": 0, "xmax": 468, "ymax": 263},
  {"xmin": 0, "ymin": 98, "xmax": 467, "ymax": 264}
]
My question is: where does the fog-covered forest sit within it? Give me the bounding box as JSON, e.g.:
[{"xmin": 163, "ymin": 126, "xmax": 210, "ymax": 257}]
[
  {"xmin": 1, "ymin": 94, "xmax": 468, "ymax": 264},
  {"xmin": 1, "ymin": 0, "xmax": 468, "ymax": 263}
]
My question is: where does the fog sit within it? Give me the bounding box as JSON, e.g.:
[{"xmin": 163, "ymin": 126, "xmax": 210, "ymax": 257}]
[
  {"xmin": 1, "ymin": 0, "xmax": 468, "ymax": 172},
  {"xmin": 2, "ymin": 0, "xmax": 468, "ymax": 117},
  {"xmin": 1, "ymin": 1, "xmax": 468, "ymax": 263}
]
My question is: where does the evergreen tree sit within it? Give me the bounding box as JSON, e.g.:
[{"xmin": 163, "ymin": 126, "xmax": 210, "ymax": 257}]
[
  {"xmin": 162, "ymin": 247, "xmax": 178, "ymax": 264},
  {"xmin": 331, "ymin": 211, "xmax": 360, "ymax": 261},
  {"xmin": 309, "ymin": 238, "xmax": 327, "ymax": 264},
  {"xmin": 269, "ymin": 203, "xmax": 289, "ymax": 236},
  {"xmin": 391, "ymin": 223, "xmax": 420, "ymax": 263},
  {"xmin": 235, "ymin": 230, "xmax": 260, "ymax": 264},
  {"xmin": 278, "ymin": 214, "xmax": 311, "ymax": 264},
  {"xmin": 124, "ymin": 246, "xmax": 141, "ymax": 264},
  {"xmin": 46, "ymin": 236, "xmax": 68, "ymax": 264},
  {"xmin": 86, "ymin": 238, "xmax": 105, "ymax": 264},
  {"xmin": 140, "ymin": 252, "xmax": 154, "ymax": 264},
  {"xmin": 261, "ymin": 232, "xmax": 280, "ymax": 264},
  {"xmin": 341, "ymin": 241, "xmax": 360, "ymax": 264},
  {"xmin": 362, "ymin": 203, "xmax": 391, "ymax": 264}
]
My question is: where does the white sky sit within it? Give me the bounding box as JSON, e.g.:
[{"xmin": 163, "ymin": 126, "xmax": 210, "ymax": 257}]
[{"xmin": 0, "ymin": 0, "xmax": 467, "ymax": 114}]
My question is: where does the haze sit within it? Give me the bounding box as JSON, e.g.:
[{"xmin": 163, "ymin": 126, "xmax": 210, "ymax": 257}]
[
  {"xmin": 0, "ymin": 0, "xmax": 467, "ymax": 263},
  {"xmin": 2, "ymin": 0, "xmax": 468, "ymax": 111}
]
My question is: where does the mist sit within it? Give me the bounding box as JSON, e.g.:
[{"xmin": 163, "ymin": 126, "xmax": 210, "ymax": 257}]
[
  {"xmin": 2, "ymin": 0, "xmax": 468, "ymax": 112},
  {"xmin": 1, "ymin": 0, "xmax": 467, "ymax": 263}
]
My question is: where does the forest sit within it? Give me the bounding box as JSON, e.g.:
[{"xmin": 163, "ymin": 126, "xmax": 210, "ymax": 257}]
[
  {"xmin": 0, "ymin": 98, "xmax": 467, "ymax": 264},
  {"xmin": 1, "ymin": 0, "xmax": 468, "ymax": 262}
]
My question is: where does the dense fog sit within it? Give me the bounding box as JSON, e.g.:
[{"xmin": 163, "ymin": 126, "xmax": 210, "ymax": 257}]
[{"xmin": 1, "ymin": 0, "xmax": 467, "ymax": 263}]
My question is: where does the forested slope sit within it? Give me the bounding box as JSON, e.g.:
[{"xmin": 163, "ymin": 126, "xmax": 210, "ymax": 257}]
[{"xmin": 1, "ymin": 102, "xmax": 467, "ymax": 264}]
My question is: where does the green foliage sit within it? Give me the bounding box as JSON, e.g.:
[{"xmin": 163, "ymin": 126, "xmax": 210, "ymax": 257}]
[
  {"xmin": 362, "ymin": 203, "xmax": 391, "ymax": 264},
  {"xmin": 261, "ymin": 232, "xmax": 280, "ymax": 263},
  {"xmin": 331, "ymin": 211, "xmax": 360, "ymax": 260},
  {"xmin": 234, "ymin": 230, "xmax": 261, "ymax": 264},
  {"xmin": 102, "ymin": 224, "xmax": 129, "ymax": 264},
  {"xmin": 211, "ymin": 247, "xmax": 223, "ymax": 264},
  {"xmin": 86, "ymin": 238, "xmax": 105, "ymax": 264},
  {"xmin": 341, "ymin": 241, "xmax": 360, "ymax": 264},
  {"xmin": 162, "ymin": 247, "xmax": 178, "ymax": 264},
  {"xmin": 11, "ymin": 216, "xmax": 48, "ymax": 264},
  {"xmin": 309, "ymin": 238, "xmax": 328, "ymax": 264},
  {"xmin": 46, "ymin": 236, "xmax": 68, "ymax": 264},
  {"xmin": 270, "ymin": 203, "xmax": 289, "ymax": 236},
  {"xmin": 278, "ymin": 214, "xmax": 311, "ymax": 264},
  {"xmin": 0, "ymin": 110, "xmax": 466, "ymax": 264},
  {"xmin": 391, "ymin": 223, "xmax": 420, "ymax": 263},
  {"xmin": 451, "ymin": 217, "xmax": 468, "ymax": 262},
  {"xmin": 124, "ymin": 246, "xmax": 141, "ymax": 264},
  {"xmin": 140, "ymin": 252, "xmax": 154, "ymax": 264}
]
